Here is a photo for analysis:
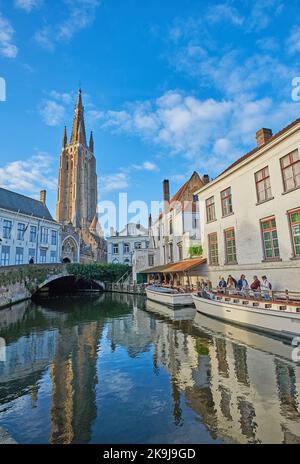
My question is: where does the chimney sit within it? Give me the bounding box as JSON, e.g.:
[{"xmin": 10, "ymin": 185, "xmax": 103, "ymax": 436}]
[
  {"xmin": 163, "ymin": 179, "xmax": 170, "ymax": 202},
  {"xmin": 256, "ymin": 128, "xmax": 273, "ymax": 148},
  {"xmin": 202, "ymin": 174, "xmax": 210, "ymax": 184},
  {"xmin": 40, "ymin": 190, "xmax": 46, "ymax": 205}
]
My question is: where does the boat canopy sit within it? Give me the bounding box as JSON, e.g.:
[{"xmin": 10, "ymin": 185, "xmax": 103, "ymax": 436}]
[{"xmin": 141, "ymin": 258, "xmax": 207, "ymax": 274}]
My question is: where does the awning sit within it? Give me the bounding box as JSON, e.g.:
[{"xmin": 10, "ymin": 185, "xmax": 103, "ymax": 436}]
[{"xmin": 141, "ymin": 258, "xmax": 207, "ymax": 274}]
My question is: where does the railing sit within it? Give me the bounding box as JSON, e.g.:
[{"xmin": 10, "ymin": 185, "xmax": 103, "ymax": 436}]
[
  {"xmin": 105, "ymin": 282, "xmax": 146, "ymax": 295},
  {"xmin": 210, "ymin": 287, "xmax": 300, "ymax": 303}
]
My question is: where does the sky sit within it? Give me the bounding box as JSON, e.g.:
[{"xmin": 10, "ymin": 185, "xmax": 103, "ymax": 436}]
[{"xmin": 0, "ymin": 0, "xmax": 300, "ymax": 230}]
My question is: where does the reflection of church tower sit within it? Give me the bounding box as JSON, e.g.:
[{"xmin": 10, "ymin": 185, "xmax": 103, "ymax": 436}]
[
  {"xmin": 56, "ymin": 89, "xmax": 97, "ymax": 229},
  {"xmin": 50, "ymin": 321, "xmax": 103, "ymax": 444}
]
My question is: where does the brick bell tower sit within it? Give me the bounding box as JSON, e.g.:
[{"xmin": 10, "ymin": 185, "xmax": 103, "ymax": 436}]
[
  {"xmin": 56, "ymin": 88, "xmax": 97, "ymax": 230},
  {"xmin": 57, "ymin": 89, "xmax": 107, "ymax": 263}
]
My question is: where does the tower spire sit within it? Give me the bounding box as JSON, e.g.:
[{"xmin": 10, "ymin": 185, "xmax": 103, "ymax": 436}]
[
  {"xmin": 70, "ymin": 88, "xmax": 87, "ymax": 145},
  {"xmin": 62, "ymin": 126, "xmax": 67, "ymax": 148},
  {"xmin": 89, "ymin": 131, "xmax": 94, "ymax": 153}
]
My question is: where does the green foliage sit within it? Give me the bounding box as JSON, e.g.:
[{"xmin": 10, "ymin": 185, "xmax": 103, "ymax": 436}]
[
  {"xmin": 66, "ymin": 263, "xmax": 130, "ymax": 283},
  {"xmin": 189, "ymin": 245, "xmax": 203, "ymax": 257},
  {"xmin": 195, "ymin": 339, "xmax": 209, "ymax": 356}
]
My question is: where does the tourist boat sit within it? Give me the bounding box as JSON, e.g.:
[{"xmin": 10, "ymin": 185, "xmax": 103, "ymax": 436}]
[
  {"xmin": 193, "ymin": 292, "xmax": 300, "ymax": 340},
  {"xmin": 146, "ymin": 285, "xmax": 194, "ymax": 308}
]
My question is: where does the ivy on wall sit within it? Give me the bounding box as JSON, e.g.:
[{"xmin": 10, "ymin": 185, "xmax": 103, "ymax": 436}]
[
  {"xmin": 67, "ymin": 263, "xmax": 130, "ymax": 283},
  {"xmin": 188, "ymin": 245, "xmax": 203, "ymax": 257}
]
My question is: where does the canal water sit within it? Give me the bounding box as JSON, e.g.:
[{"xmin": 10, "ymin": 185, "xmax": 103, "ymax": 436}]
[{"xmin": 0, "ymin": 293, "xmax": 300, "ymax": 444}]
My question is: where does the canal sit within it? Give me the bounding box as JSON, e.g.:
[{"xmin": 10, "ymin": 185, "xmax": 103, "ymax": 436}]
[{"xmin": 0, "ymin": 293, "xmax": 300, "ymax": 444}]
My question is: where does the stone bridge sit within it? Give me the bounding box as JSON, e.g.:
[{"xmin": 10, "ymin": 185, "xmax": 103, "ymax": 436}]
[{"xmin": 0, "ymin": 264, "xmax": 105, "ymax": 309}]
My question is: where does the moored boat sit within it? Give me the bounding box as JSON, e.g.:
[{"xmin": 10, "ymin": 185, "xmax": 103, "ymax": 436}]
[
  {"xmin": 146, "ymin": 285, "xmax": 194, "ymax": 308},
  {"xmin": 193, "ymin": 292, "xmax": 300, "ymax": 340}
]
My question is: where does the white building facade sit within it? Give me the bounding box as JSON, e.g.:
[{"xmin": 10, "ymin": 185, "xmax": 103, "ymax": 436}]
[
  {"xmin": 107, "ymin": 223, "xmax": 149, "ymax": 266},
  {"xmin": 0, "ymin": 188, "xmax": 61, "ymax": 266},
  {"xmin": 195, "ymin": 122, "xmax": 300, "ymax": 291}
]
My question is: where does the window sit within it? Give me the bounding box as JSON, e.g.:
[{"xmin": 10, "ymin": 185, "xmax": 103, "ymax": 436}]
[
  {"xmin": 169, "ymin": 220, "xmax": 173, "ymax": 235},
  {"xmin": 30, "ymin": 226, "xmax": 37, "ymax": 242},
  {"xmin": 192, "ymin": 215, "xmax": 198, "ymax": 229},
  {"xmin": 29, "ymin": 248, "xmax": 36, "ymax": 262},
  {"xmin": 206, "ymin": 197, "xmax": 216, "ymax": 222},
  {"xmin": 135, "ymin": 242, "xmax": 142, "ymax": 249},
  {"xmin": 3, "ymin": 220, "xmax": 12, "ymax": 239},
  {"xmin": 123, "ymin": 243, "xmax": 130, "ymax": 254},
  {"xmin": 261, "ymin": 217, "xmax": 280, "ymax": 260},
  {"xmin": 50, "ymin": 251, "xmax": 57, "ymax": 263},
  {"xmin": 163, "ymin": 245, "xmax": 166, "ymax": 263},
  {"xmin": 39, "ymin": 249, "xmax": 47, "ymax": 263},
  {"xmin": 169, "ymin": 243, "xmax": 173, "ymax": 262},
  {"xmin": 221, "ymin": 188, "xmax": 233, "ymax": 216},
  {"xmin": 208, "ymin": 233, "xmax": 219, "ymax": 265},
  {"xmin": 148, "ymin": 255, "xmax": 154, "ymax": 267},
  {"xmin": 178, "ymin": 244, "xmax": 183, "ymax": 261},
  {"xmin": 1, "ymin": 246, "xmax": 10, "ymax": 266},
  {"xmin": 224, "ymin": 228, "xmax": 237, "ymax": 264},
  {"xmin": 289, "ymin": 209, "xmax": 300, "ymax": 257},
  {"xmin": 255, "ymin": 167, "xmax": 272, "ymax": 203},
  {"xmin": 51, "ymin": 230, "xmax": 57, "ymax": 246},
  {"xmin": 157, "ymin": 226, "xmax": 160, "ymax": 241},
  {"xmin": 193, "ymin": 194, "xmax": 199, "ymax": 202},
  {"xmin": 113, "ymin": 243, "xmax": 119, "ymax": 254},
  {"xmin": 281, "ymin": 150, "xmax": 300, "ymax": 192},
  {"xmin": 15, "ymin": 247, "xmax": 24, "ymax": 265},
  {"xmin": 40, "ymin": 227, "xmax": 48, "ymax": 244},
  {"xmin": 17, "ymin": 223, "xmax": 26, "ymax": 241}
]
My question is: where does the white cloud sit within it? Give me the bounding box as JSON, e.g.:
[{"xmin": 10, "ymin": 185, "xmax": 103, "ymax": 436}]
[
  {"xmin": 0, "ymin": 154, "xmax": 57, "ymax": 197},
  {"xmin": 34, "ymin": 27, "xmax": 55, "ymax": 51},
  {"xmin": 0, "ymin": 13, "xmax": 18, "ymax": 58},
  {"xmin": 287, "ymin": 26, "xmax": 300, "ymax": 55},
  {"xmin": 97, "ymin": 90, "xmax": 300, "ymax": 175},
  {"xmin": 14, "ymin": 0, "xmax": 42, "ymax": 12},
  {"xmin": 49, "ymin": 90, "xmax": 74, "ymax": 105},
  {"xmin": 206, "ymin": 4, "xmax": 244, "ymax": 26},
  {"xmin": 39, "ymin": 100, "xmax": 66, "ymax": 126},
  {"xmin": 133, "ymin": 161, "xmax": 159, "ymax": 171},
  {"xmin": 35, "ymin": 0, "xmax": 101, "ymax": 49},
  {"xmin": 101, "ymin": 172, "xmax": 129, "ymax": 193},
  {"xmin": 248, "ymin": 0, "xmax": 284, "ymax": 32}
]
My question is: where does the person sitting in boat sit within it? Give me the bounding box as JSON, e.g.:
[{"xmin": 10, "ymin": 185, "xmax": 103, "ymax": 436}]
[
  {"xmin": 218, "ymin": 276, "xmax": 227, "ymax": 292},
  {"xmin": 250, "ymin": 275, "xmax": 261, "ymax": 290},
  {"xmin": 261, "ymin": 275, "xmax": 272, "ymax": 300},
  {"xmin": 237, "ymin": 274, "xmax": 249, "ymax": 294},
  {"xmin": 227, "ymin": 275, "xmax": 237, "ymax": 289}
]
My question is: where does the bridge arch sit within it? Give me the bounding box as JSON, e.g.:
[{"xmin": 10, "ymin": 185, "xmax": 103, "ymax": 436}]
[{"xmin": 33, "ymin": 273, "xmax": 105, "ymax": 297}]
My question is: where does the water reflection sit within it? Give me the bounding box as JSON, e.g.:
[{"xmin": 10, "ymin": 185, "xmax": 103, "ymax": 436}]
[{"xmin": 0, "ymin": 294, "xmax": 299, "ymax": 444}]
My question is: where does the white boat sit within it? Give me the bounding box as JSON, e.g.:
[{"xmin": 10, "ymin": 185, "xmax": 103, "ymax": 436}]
[
  {"xmin": 146, "ymin": 286, "xmax": 194, "ymax": 308},
  {"xmin": 193, "ymin": 292, "xmax": 300, "ymax": 340}
]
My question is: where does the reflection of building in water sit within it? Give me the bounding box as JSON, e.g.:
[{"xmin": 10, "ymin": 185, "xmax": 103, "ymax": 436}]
[
  {"xmin": 130, "ymin": 305, "xmax": 300, "ymax": 443},
  {"xmin": 50, "ymin": 321, "xmax": 103, "ymax": 444}
]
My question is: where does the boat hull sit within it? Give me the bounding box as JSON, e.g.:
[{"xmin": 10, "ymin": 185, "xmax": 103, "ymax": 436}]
[
  {"xmin": 193, "ymin": 295, "xmax": 300, "ymax": 340},
  {"xmin": 146, "ymin": 288, "xmax": 194, "ymax": 308}
]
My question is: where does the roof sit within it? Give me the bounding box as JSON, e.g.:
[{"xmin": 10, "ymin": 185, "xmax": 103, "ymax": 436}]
[
  {"xmin": 220, "ymin": 116, "xmax": 300, "ymax": 177},
  {"xmin": 0, "ymin": 187, "xmax": 56, "ymax": 222},
  {"xmin": 141, "ymin": 257, "xmax": 207, "ymax": 274}
]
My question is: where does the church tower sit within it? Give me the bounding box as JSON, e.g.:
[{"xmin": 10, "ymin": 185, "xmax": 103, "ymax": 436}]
[{"xmin": 56, "ymin": 89, "xmax": 97, "ymax": 230}]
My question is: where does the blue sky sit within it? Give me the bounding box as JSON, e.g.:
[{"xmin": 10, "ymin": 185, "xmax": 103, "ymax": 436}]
[{"xmin": 0, "ymin": 0, "xmax": 300, "ymax": 228}]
